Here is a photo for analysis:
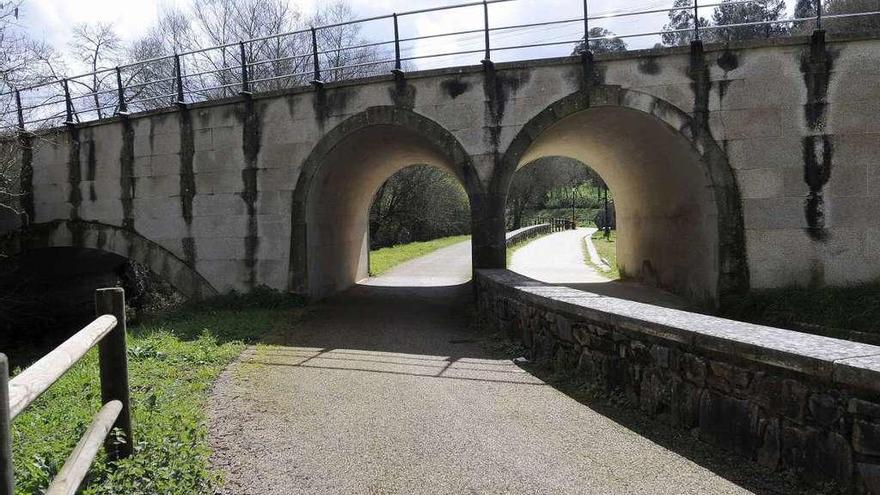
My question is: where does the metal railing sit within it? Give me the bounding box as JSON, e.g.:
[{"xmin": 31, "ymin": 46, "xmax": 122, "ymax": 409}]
[
  {"xmin": 1, "ymin": 0, "xmax": 878, "ymax": 132},
  {"xmin": 0, "ymin": 288, "xmax": 132, "ymax": 495}
]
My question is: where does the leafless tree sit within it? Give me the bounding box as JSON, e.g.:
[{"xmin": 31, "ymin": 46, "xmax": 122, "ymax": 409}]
[
  {"xmin": 69, "ymin": 22, "xmax": 122, "ymax": 119},
  {"xmin": 125, "ymin": 0, "xmax": 391, "ymax": 104},
  {"xmin": 0, "ymin": 1, "xmax": 66, "ymax": 238},
  {"xmin": 311, "ymin": 1, "xmax": 393, "ymax": 82}
]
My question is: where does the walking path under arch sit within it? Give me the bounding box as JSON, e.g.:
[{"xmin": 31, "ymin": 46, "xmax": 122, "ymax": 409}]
[{"xmin": 208, "ymin": 233, "xmax": 785, "ymax": 493}]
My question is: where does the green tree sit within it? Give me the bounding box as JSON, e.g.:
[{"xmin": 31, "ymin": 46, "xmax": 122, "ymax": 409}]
[
  {"xmin": 572, "ymin": 27, "xmax": 627, "ymax": 55},
  {"xmin": 822, "ymin": 0, "xmax": 880, "ymax": 34},
  {"xmin": 662, "ymin": 0, "xmax": 711, "ymax": 46},
  {"xmin": 710, "ymin": 0, "xmax": 788, "ymax": 41}
]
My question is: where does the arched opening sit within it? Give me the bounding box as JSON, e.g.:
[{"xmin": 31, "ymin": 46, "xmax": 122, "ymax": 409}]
[
  {"xmin": 364, "ymin": 164, "xmax": 472, "ymax": 287},
  {"xmin": 0, "ymin": 246, "xmax": 183, "ymax": 365},
  {"xmin": 0, "ymin": 220, "xmax": 217, "ymax": 300},
  {"xmin": 290, "ymin": 108, "xmax": 482, "ymax": 299},
  {"xmin": 499, "ymin": 89, "xmax": 747, "ymax": 305},
  {"xmin": 506, "ymin": 156, "xmax": 617, "ymax": 281}
]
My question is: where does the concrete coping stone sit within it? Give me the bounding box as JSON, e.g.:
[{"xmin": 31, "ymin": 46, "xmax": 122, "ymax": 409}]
[
  {"xmin": 504, "ymin": 224, "xmax": 550, "ymax": 246},
  {"xmin": 477, "ymin": 269, "xmax": 880, "ymax": 393}
]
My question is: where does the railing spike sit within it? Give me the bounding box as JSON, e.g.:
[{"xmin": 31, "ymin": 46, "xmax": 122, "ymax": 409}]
[
  {"xmin": 115, "ymin": 67, "xmax": 128, "ymax": 116},
  {"xmin": 239, "ymin": 41, "xmax": 252, "ymax": 95}
]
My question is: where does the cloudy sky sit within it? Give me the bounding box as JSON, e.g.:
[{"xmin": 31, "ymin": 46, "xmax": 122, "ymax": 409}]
[{"xmin": 18, "ymin": 0, "xmax": 799, "ymax": 73}]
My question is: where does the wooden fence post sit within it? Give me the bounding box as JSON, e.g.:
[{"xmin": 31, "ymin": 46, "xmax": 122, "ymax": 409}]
[
  {"xmin": 0, "ymin": 354, "xmax": 13, "ymax": 495},
  {"xmin": 94, "ymin": 288, "xmax": 133, "ymax": 460}
]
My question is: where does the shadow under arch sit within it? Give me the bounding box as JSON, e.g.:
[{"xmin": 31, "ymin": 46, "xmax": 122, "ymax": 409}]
[
  {"xmin": 289, "ymin": 106, "xmax": 486, "ymax": 298},
  {"xmin": 0, "ymin": 220, "xmax": 218, "ymax": 300},
  {"xmin": 494, "ymin": 86, "xmax": 748, "ymax": 305}
]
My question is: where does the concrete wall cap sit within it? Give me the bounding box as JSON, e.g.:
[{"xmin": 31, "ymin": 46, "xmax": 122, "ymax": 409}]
[{"xmin": 477, "ymin": 269, "xmax": 880, "ymax": 392}]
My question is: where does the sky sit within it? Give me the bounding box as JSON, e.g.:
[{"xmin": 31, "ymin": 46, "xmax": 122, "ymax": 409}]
[{"xmin": 18, "ymin": 0, "xmax": 801, "ymax": 74}]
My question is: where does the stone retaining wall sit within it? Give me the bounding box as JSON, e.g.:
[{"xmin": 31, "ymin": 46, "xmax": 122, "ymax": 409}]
[
  {"xmin": 476, "ymin": 269, "xmax": 880, "ymax": 493},
  {"xmin": 504, "ymin": 224, "xmax": 551, "ymax": 246}
]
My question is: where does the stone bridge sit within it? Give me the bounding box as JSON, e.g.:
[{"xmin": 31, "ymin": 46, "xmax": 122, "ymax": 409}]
[{"xmin": 2, "ymin": 32, "xmax": 879, "ymax": 305}]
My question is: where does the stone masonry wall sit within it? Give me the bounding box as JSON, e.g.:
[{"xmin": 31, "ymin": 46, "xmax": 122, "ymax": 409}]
[
  {"xmin": 477, "ymin": 269, "xmax": 880, "ymax": 493},
  {"xmin": 9, "ymin": 34, "xmax": 880, "ymax": 299}
]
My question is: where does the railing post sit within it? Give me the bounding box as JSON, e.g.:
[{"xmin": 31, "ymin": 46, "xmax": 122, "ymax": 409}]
[
  {"xmin": 14, "ymin": 90, "xmax": 24, "ymax": 132},
  {"xmin": 95, "ymin": 288, "xmax": 133, "ymax": 461},
  {"xmin": 392, "ymin": 13, "xmax": 403, "ymax": 75},
  {"xmin": 583, "ymin": 0, "xmax": 590, "ymax": 50},
  {"xmin": 239, "ymin": 42, "xmax": 251, "ymax": 95},
  {"xmin": 693, "ymin": 0, "xmax": 701, "ymax": 41},
  {"xmin": 310, "ymin": 27, "xmax": 323, "ymax": 87},
  {"xmin": 115, "ymin": 67, "xmax": 128, "ymax": 116},
  {"xmin": 0, "ymin": 354, "xmax": 13, "ymax": 495},
  {"xmin": 481, "ymin": 0, "xmax": 491, "ymax": 65},
  {"xmin": 815, "ymin": 0, "xmax": 822, "ymax": 30},
  {"xmin": 62, "ymin": 79, "xmax": 75, "ymax": 125},
  {"xmin": 173, "ymin": 54, "xmax": 185, "ymax": 105}
]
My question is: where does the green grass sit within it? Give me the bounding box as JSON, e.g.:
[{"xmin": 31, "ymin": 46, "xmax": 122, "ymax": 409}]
[
  {"xmin": 588, "ymin": 229, "xmax": 620, "ymax": 280},
  {"xmin": 369, "ymin": 235, "xmax": 470, "ymax": 276},
  {"xmin": 10, "ymin": 289, "xmax": 302, "ymax": 494},
  {"xmin": 720, "ymin": 283, "xmax": 880, "ymax": 340}
]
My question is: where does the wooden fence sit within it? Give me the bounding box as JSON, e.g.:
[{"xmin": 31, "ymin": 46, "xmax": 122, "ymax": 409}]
[{"xmin": 0, "ymin": 288, "xmax": 133, "ymax": 495}]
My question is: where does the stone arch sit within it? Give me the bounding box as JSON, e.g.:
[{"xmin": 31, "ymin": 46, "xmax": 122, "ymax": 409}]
[
  {"xmin": 0, "ymin": 220, "xmax": 218, "ymax": 299},
  {"xmin": 289, "ymin": 106, "xmax": 486, "ymax": 298},
  {"xmin": 495, "ymin": 86, "xmax": 748, "ymax": 304}
]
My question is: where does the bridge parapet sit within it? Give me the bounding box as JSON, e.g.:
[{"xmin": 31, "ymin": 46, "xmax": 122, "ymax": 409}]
[{"xmin": 477, "ymin": 269, "xmax": 880, "ymax": 492}]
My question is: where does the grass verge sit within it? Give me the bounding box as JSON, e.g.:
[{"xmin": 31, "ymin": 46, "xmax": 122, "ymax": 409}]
[
  {"xmin": 588, "ymin": 229, "xmax": 620, "ymax": 280},
  {"xmin": 720, "ymin": 283, "xmax": 880, "ymax": 342},
  {"xmin": 369, "ymin": 235, "xmax": 470, "ymax": 276},
  {"xmin": 10, "ymin": 288, "xmax": 302, "ymax": 494}
]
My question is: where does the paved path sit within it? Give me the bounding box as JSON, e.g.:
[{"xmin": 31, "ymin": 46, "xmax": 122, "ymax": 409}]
[
  {"xmin": 361, "ymin": 240, "xmax": 472, "ymax": 288},
  {"xmin": 510, "ymin": 228, "xmax": 687, "ymax": 309},
  {"xmin": 510, "ymin": 228, "xmax": 606, "ymax": 284},
  {"xmin": 209, "ymin": 284, "xmax": 783, "ymax": 494}
]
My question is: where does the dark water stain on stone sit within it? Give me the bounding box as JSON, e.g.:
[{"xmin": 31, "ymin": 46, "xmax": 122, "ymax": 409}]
[
  {"xmin": 181, "ymin": 237, "xmax": 196, "ymax": 267},
  {"xmin": 67, "ymin": 127, "xmax": 82, "ymax": 220},
  {"xmin": 581, "ymin": 52, "xmax": 606, "ymax": 92},
  {"xmin": 120, "ymin": 119, "xmax": 136, "ymax": 231},
  {"xmin": 801, "ymin": 32, "xmax": 837, "ymax": 132},
  {"xmin": 197, "ymin": 111, "xmax": 211, "ymax": 130},
  {"xmin": 717, "ymin": 50, "xmax": 739, "ymax": 72},
  {"xmin": 803, "ymin": 135, "xmax": 833, "ymax": 242},
  {"xmin": 86, "ymin": 138, "xmax": 97, "ymax": 201},
  {"xmin": 441, "ymin": 78, "xmax": 470, "ymax": 99},
  {"xmin": 390, "ymin": 75, "xmax": 416, "ymax": 109},
  {"xmin": 285, "ymin": 95, "xmax": 297, "ymax": 120},
  {"xmin": 482, "ymin": 68, "xmax": 530, "ymax": 152},
  {"xmin": 687, "ymin": 41, "xmax": 711, "ymax": 138},
  {"xmin": 718, "ymin": 80, "xmax": 732, "ymax": 104},
  {"xmin": 799, "ymin": 32, "xmax": 837, "ymax": 241},
  {"xmin": 235, "ymin": 98, "xmax": 262, "ymax": 288},
  {"xmin": 638, "ymin": 57, "xmax": 661, "ymax": 75},
  {"xmin": 18, "ymin": 134, "xmax": 34, "ymax": 225},
  {"xmin": 148, "ymin": 118, "xmax": 156, "ymax": 155},
  {"xmin": 178, "ymin": 108, "xmax": 196, "ymax": 225},
  {"xmin": 313, "ymin": 87, "xmax": 353, "ymax": 129}
]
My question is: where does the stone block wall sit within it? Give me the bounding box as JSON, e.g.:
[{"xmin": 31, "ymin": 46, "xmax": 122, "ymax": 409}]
[{"xmin": 477, "ymin": 269, "xmax": 880, "ymax": 493}]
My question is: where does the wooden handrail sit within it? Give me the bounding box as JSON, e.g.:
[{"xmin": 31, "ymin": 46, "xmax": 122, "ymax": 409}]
[
  {"xmin": 45, "ymin": 401, "xmax": 122, "ymax": 495},
  {"xmin": 0, "ymin": 288, "xmax": 133, "ymax": 495},
  {"xmin": 8, "ymin": 316, "xmax": 117, "ymax": 420}
]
